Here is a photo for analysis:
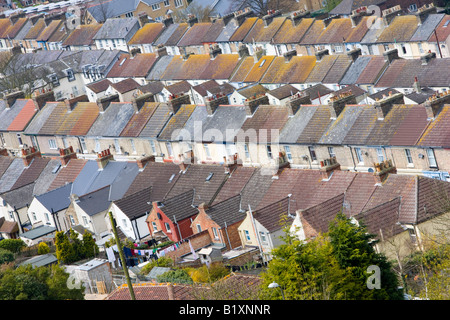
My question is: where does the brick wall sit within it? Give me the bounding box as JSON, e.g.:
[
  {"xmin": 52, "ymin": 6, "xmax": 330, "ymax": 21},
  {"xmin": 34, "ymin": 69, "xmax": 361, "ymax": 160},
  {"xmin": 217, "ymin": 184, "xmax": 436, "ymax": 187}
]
[{"xmin": 165, "ymin": 230, "xmax": 212, "ymax": 263}]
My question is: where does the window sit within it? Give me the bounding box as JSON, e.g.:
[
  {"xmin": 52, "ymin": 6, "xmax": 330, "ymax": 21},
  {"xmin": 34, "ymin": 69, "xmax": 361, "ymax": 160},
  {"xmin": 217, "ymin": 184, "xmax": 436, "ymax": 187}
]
[
  {"xmin": 165, "ymin": 222, "xmax": 171, "ymax": 232},
  {"xmin": 427, "ymin": 149, "xmax": 437, "ymax": 168},
  {"xmin": 166, "ymin": 142, "xmax": 174, "ymax": 157},
  {"xmin": 405, "ymin": 149, "xmax": 413, "ymax": 165},
  {"xmin": 244, "ymin": 143, "xmax": 250, "ymax": 159},
  {"xmin": 328, "ymin": 146, "xmax": 335, "ymax": 158},
  {"xmin": 125, "ymin": 12, "xmax": 134, "ymax": 17},
  {"xmin": 203, "ymin": 144, "xmax": 211, "ymax": 158},
  {"xmin": 48, "ymin": 139, "xmax": 57, "ymax": 150},
  {"xmin": 164, "ymin": 0, "xmax": 170, "ymax": 6},
  {"xmin": 174, "ymin": 0, "xmax": 183, "ymax": 7},
  {"xmin": 69, "ymin": 215, "xmax": 75, "ymax": 225},
  {"xmin": 244, "ymin": 230, "xmax": 251, "ymax": 241},
  {"xmin": 376, "ymin": 148, "xmax": 384, "ymax": 163},
  {"xmin": 17, "ymin": 133, "xmax": 23, "ymax": 145},
  {"xmin": 409, "ymin": 4, "xmax": 417, "ymax": 12},
  {"xmin": 355, "ymin": 147, "xmax": 364, "ymax": 164},
  {"xmin": 149, "ymin": 140, "xmax": 157, "ymax": 155},
  {"xmin": 0, "ymin": 133, "xmax": 5, "ymax": 146},
  {"xmin": 284, "ymin": 146, "xmax": 292, "ymax": 161},
  {"xmin": 83, "ymin": 216, "xmax": 88, "ymax": 226},
  {"xmin": 212, "ymin": 227, "xmax": 219, "ymax": 239},
  {"xmin": 45, "ymin": 212, "xmax": 50, "ymax": 223},
  {"xmin": 31, "ymin": 212, "xmax": 37, "ymax": 221},
  {"xmin": 401, "ymin": 44, "xmax": 407, "ymax": 55},
  {"xmin": 334, "ymin": 45, "xmax": 343, "ymax": 53},
  {"xmin": 67, "ymin": 69, "xmax": 75, "ymax": 81},
  {"xmin": 113, "ymin": 139, "xmax": 121, "ymax": 154},
  {"xmin": 259, "ymin": 231, "xmax": 267, "ymax": 243},
  {"xmin": 266, "ymin": 145, "xmax": 272, "ymax": 159},
  {"xmin": 122, "ymin": 219, "xmax": 127, "ymax": 227},
  {"xmin": 130, "ymin": 139, "xmax": 136, "ymax": 154},
  {"xmin": 94, "ymin": 139, "xmax": 101, "ymax": 152},
  {"xmin": 308, "ymin": 146, "xmax": 317, "ymax": 161},
  {"xmin": 152, "ymin": 3, "xmax": 160, "ymax": 10},
  {"xmin": 80, "ymin": 137, "xmax": 87, "ymax": 153},
  {"xmin": 196, "ymin": 224, "xmax": 202, "ymax": 233},
  {"xmin": 152, "ymin": 221, "xmax": 158, "ymax": 231}
]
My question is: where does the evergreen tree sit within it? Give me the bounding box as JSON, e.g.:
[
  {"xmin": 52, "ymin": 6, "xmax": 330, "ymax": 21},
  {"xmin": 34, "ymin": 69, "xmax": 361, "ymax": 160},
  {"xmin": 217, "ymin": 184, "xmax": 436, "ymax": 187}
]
[
  {"xmin": 82, "ymin": 231, "xmax": 98, "ymax": 259},
  {"xmin": 55, "ymin": 231, "xmax": 75, "ymax": 264}
]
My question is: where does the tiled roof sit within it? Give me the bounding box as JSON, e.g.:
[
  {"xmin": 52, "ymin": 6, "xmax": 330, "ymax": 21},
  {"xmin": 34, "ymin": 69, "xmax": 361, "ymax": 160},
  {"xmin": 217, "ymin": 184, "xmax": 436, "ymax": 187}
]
[
  {"xmin": 300, "ymin": 193, "xmax": 345, "ymax": 238},
  {"xmin": 243, "ymin": 55, "xmax": 275, "ymax": 83},
  {"xmin": 11, "ymin": 157, "xmax": 50, "ymax": 191},
  {"xmin": 120, "ymin": 102, "xmax": 160, "ymax": 137},
  {"xmin": 36, "ymin": 19, "xmax": 61, "ymax": 42},
  {"xmin": 6, "ymin": 99, "xmax": 37, "ymax": 132},
  {"xmin": 305, "ymin": 55, "xmax": 339, "ymax": 83},
  {"xmin": 294, "ymin": 105, "xmax": 334, "ymax": 144},
  {"xmin": 272, "ymin": 18, "xmax": 315, "ymax": 44},
  {"xmin": 228, "ymin": 56, "xmax": 254, "ymax": 83},
  {"xmin": 0, "ymin": 156, "xmax": 13, "ymax": 178},
  {"xmin": 202, "ymin": 20, "xmax": 227, "ymax": 43},
  {"xmin": 122, "ymin": 161, "xmax": 181, "ymax": 200},
  {"xmin": 229, "ymin": 17, "xmax": 258, "ymax": 42},
  {"xmin": 316, "ymin": 18, "xmax": 354, "ymax": 44},
  {"xmin": 322, "ymin": 54, "xmax": 353, "ymax": 84},
  {"xmin": 242, "ymin": 17, "xmax": 285, "ymax": 43},
  {"xmin": 212, "ymin": 166, "xmax": 256, "ymax": 205},
  {"xmin": 339, "ymin": 55, "xmax": 371, "ymax": 85},
  {"xmin": 376, "ymin": 15, "xmax": 420, "ymax": 43},
  {"xmin": 345, "ymin": 16, "xmax": 371, "ymax": 43},
  {"xmin": 23, "ymin": 18, "xmax": 46, "ymax": 40},
  {"xmin": 86, "ymin": 79, "xmax": 113, "ymax": 93},
  {"xmin": 36, "ymin": 102, "xmax": 68, "ymax": 135},
  {"xmin": 154, "ymin": 23, "xmax": 189, "ymax": 47},
  {"xmin": 157, "ymin": 104, "xmax": 197, "ymax": 141},
  {"xmin": 139, "ymin": 103, "xmax": 172, "ymax": 138},
  {"xmin": 355, "ymin": 55, "xmax": 388, "ymax": 85},
  {"xmin": 3, "ymin": 17, "xmax": 27, "ymax": 39},
  {"xmin": 159, "ymin": 189, "xmax": 198, "ymax": 222},
  {"xmin": 110, "ymin": 78, "xmax": 140, "ymax": 94},
  {"xmin": 0, "ymin": 158, "xmax": 25, "ymax": 194},
  {"xmin": 341, "ymin": 105, "xmax": 379, "ymax": 145},
  {"xmin": 319, "ymin": 105, "xmax": 365, "ymax": 145},
  {"xmin": 410, "ymin": 14, "xmax": 444, "ymax": 42},
  {"xmin": 417, "ymin": 105, "xmax": 450, "ymax": 147},
  {"xmin": 62, "ymin": 24, "xmax": 102, "ymax": 47},
  {"xmin": 161, "ymin": 54, "xmax": 211, "ymax": 81},
  {"xmin": 114, "ymin": 186, "xmax": 153, "ymax": 220},
  {"xmin": 300, "ymin": 19, "xmax": 326, "ymax": 45},
  {"xmin": 428, "ymin": 15, "xmax": 450, "ymax": 43},
  {"xmin": 253, "ymin": 197, "xmax": 292, "ymax": 233},
  {"xmin": 107, "ymin": 53, "xmax": 158, "ymax": 78},
  {"xmin": 205, "ymin": 194, "xmax": 245, "ymax": 228},
  {"xmin": 46, "ymin": 158, "xmax": 87, "ymax": 192},
  {"xmin": 92, "ymin": 17, "xmax": 139, "ymax": 40},
  {"xmin": 198, "ymin": 54, "xmax": 240, "ymax": 80},
  {"xmin": 201, "ymin": 105, "xmax": 248, "ymax": 143},
  {"xmin": 178, "ymin": 22, "xmax": 213, "ymax": 47},
  {"xmin": 166, "ymin": 164, "xmax": 230, "ymax": 206},
  {"xmin": 55, "ymin": 102, "xmax": 100, "ymax": 136},
  {"xmin": 266, "ymin": 84, "xmax": 299, "ymax": 100},
  {"xmin": 388, "ymin": 105, "xmax": 430, "ymax": 146},
  {"xmin": 260, "ymin": 55, "xmax": 316, "ymax": 84},
  {"xmin": 128, "ymin": 22, "xmax": 164, "ymax": 45},
  {"xmin": 0, "ymin": 19, "xmax": 12, "ymax": 38},
  {"xmin": 106, "ymin": 283, "xmax": 198, "ymax": 300}
]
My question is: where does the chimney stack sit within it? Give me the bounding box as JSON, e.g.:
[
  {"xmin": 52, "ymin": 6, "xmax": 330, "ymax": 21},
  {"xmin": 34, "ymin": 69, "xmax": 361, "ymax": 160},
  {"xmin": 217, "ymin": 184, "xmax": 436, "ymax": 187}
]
[
  {"xmin": 383, "ymin": 48, "xmax": 399, "ymax": 63},
  {"xmin": 423, "ymin": 89, "xmax": 450, "ymax": 119},
  {"xmin": 21, "ymin": 146, "xmax": 42, "ymax": 167},
  {"xmin": 420, "ymin": 51, "xmax": 436, "ymax": 65},
  {"xmin": 156, "ymin": 45, "xmax": 167, "ymax": 57},
  {"xmin": 413, "ymin": 76, "xmax": 422, "ymax": 94},
  {"xmin": 131, "ymin": 92, "xmax": 154, "ymax": 112},
  {"xmin": 223, "ymin": 153, "xmax": 241, "ymax": 174},
  {"xmin": 5, "ymin": 91, "xmax": 25, "ymax": 108},
  {"xmin": 290, "ymin": 9, "xmax": 310, "ymax": 27},
  {"xmin": 315, "ymin": 49, "xmax": 329, "ymax": 61},
  {"xmin": 32, "ymin": 90, "xmax": 55, "ymax": 110},
  {"xmin": 64, "ymin": 94, "xmax": 88, "ymax": 111},
  {"xmin": 0, "ymin": 148, "xmax": 9, "ymax": 156},
  {"xmin": 253, "ymin": 46, "xmax": 265, "ymax": 63},
  {"xmin": 262, "ymin": 9, "xmax": 282, "ymax": 27},
  {"xmin": 347, "ymin": 47, "xmax": 362, "ymax": 62},
  {"xmin": 130, "ymin": 47, "xmax": 141, "ymax": 58},
  {"xmin": 205, "ymin": 92, "xmax": 229, "ymax": 115},
  {"xmin": 286, "ymin": 92, "xmax": 311, "ymax": 115},
  {"xmin": 209, "ymin": 44, "xmax": 222, "ymax": 59},
  {"xmin": 272, "ymin": 151, "xmax": 291, "ymax": 179},
  {"xmin": 416, "ymin": 3, "xmax": 436, "ymax": 24},
  {"xmin": 244, "ymin": 94, "xmax": 269, "ymax": 116},
  {"xmin": 283, "ymin": 49, "xmax": 297, "ymax": 63},
  {"xmin": 373, "ymin": 159, "xmax": 396, "ymax": 185},
  {"xmin": 136, "ymin": 154, "xmax": 155, "ymax": 169},
  {"xmin": 137, "ymin": 12, "xmax": 149, "ymax": 27},
  {"xmin": 319, "ymin": 156, "xmax": 340, "ymax": 180},
  {"xmin": 233, "ymin": 7, "xmax": 254, "ymax": 26},
  {"xmin": 96, "ymin": 149, "xmax": 114, "ymax": 170},
  {"xmin": 178, "ymin": 150, "xmax": 195, "ymax": 172},
  {"xmin": 59, "ymin": 146, "xmax": 77, "ymax": 166},
  {"xmin": 382, "ymin": 5, "xmax": 402, "ymax": 26},
  {"xmin": 328, "ymin": 91, "xmax": 356, "ymax": 119},
  {"xmin": 238, "ymin": 44, "xmax": 249, "ymax": 58},
  {"xmin": 186, "ymin": 14, "xmax": 198, "ymax": 27},
  {"xmin": 162, "ymin": 14, "xmax": 174, "ymax": 27},
  {"xmin": 97, "ymin": 94, "xmax": 120, "ymax": 112},
  {"xmin": 167, "ymin": 284, "xmax": 174, "ymax": 300},
  {"xmin": 222, "ymin": 12, "xmax": 235, "ymax": 25},
  {"xmin": 166, "ymin": 93, "xmax": 191, "ymax": 114},
  {"xmin": 374, "ymin": 91, "xmax": 404, "ymax": 119}
]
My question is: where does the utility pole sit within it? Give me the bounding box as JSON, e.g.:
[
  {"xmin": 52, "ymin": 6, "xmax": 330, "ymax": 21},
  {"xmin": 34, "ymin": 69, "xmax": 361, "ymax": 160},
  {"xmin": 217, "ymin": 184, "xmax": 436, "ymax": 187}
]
[{"xmin": 108, "ymin": 211, "xmax": 135, "ymax": 300}]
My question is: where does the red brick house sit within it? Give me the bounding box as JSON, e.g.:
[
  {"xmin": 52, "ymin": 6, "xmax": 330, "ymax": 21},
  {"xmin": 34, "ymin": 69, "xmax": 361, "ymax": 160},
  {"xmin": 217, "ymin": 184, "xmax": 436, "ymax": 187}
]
[{"xmin": 190, "ymin": 195, "xmax": 246, "ymax": 250}]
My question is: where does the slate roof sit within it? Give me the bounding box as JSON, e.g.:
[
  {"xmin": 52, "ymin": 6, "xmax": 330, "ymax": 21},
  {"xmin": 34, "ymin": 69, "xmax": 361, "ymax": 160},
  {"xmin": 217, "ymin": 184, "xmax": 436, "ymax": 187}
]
[
  {"xmin": 410, "ymin": 13, "xmax": 445, "ymax": 42},
  {"xmin": 215, "ymin": 18, "xmax": 241, "ymax": 43},
  {"xmin": 200, "ymin": 105, "xmax": 248, "ymax": 143},
  {"xmin": 321, "ymin": 55, "xmax": 353, "ymax": 84},
  {"xmin": 266, "ymin": 84, "xmax": 299, "ymax": 100},
  {"xmin": 77, "ymin": 185, "xmax": 112, "ymax": 217},
  {"xmin": 18, "ymin": 253, "xmax": 58, "ymax": 268},
  {"xmin": 305, "ymin": 55, "xmax": 339, "ymax": 83},
  {"xmin": 86, "ymin": 79, "xmax": 113, "ymax": 94},
  {"xmin": 229, "ymin": 17, "xmax": 258, "ymax": 42},
  {"xmin": 319, "ymin": 105, "xmax": 365, "ymax": 145},
  {"xmin": 92, "ymin": 18, "xmax": 139, "ymax": 40},
  {"xmin": 47, "ymin": 158, "xmax": 87, "ymax": 192},
  {"xmin": 62, "ymin": 24, "xmax": 102, "ymax": 47},
  {"xmin": 299, "ymin": 84, "xmax": 334, "ymax": 101},
  {"xmin": 0, "ymin": 156, "xmax": 13, "ymax": 178},
  {"xmin": 146, "ymin": 55, "xmax": 174, "ymax": 81},
  {"xmin": 253, "ymin": 196, "xmax": 293, "ymax": 233},
  {"xmin": 153, "ymin": 23, "xmax": 189, "ymax": 47},
  {"xmin": 239, "ymin": 167, "xmax": 275, "ymax": 210},
  {"xmin": 0, "ymin": 99, "xmax": 35, "ymax": 132},
  {"xmin": 428, "ymin": 15, "xmax": 450, "ymax": 43},
  {"xmin": 330, "ymin": 0, "xmax": 386, "ymax": 15},
  {"xmin": 205, "ymin": 194, "xmax": 245, "ymax": 228},
  {"xmin": 20, "ymin": 225, "xmax": 56, "ymax": 240},
  {"xmin": 87, "ymin": 0, "xmax": 139, "ymax": 22},
  {"xmin": 128, "ymin": 22, "xmax": 164, "ymax": 45},
  {"xmin": 157, "ymin": 104, "xmax": 197, "ymax": 141},
  {"xmin": 1, "ymin": 182, "xmax": 36, "ymax": 210},
  {"xmin": 355, "ymin": 56, "xmax": 388, "ymax": 85},
  {"xmin": 341, "ymin": 105, "xmax": 379, "ymax": 145},
  {"xmin": 11, "ymin": 157, "xmax": 50, "ymax": 191},
  {"xmin": 178, "ymin": 22, "xmax": 213, "ymax": 47},
  {"xmin": 87, "ymin": 102, "xmax": 136, "ymax": 137},
  {"xmin": 212, "ymin": 166, "xmax": 256, "ymax": 206},
  {"xmin": 35, "ymin": 182, "xmax": 72, "ymax": 213},
  {"xmin": 340, "ymin": 55, "xmax": 372, "ymax": 85},
  {"xmin": 23, "ymin": 18, "xmax": 46, "ymax": 40}
]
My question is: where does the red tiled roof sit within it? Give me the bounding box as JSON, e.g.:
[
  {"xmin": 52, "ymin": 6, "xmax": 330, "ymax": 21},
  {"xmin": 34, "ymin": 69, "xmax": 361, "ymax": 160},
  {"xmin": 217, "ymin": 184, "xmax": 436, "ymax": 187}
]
[
  {"xmin": 120, "ymin": 102, "xmax": 159, "ymax": 137},
  {"xmin": 107, "ymin": 53, "xmax": 158, "ymax": 78},
  {"xmin": 46, "ymin": 158, "xmax": 87, "ymax": 192},
  {"xmin": 106, "ymin": 284, "xmax": 197, "ymax": 300},
  {"xmin": 128, "ymin": 22, "xmax": 164, "ymax": 45},
  {"xmin": 55, "ymin": 102, "xmax": 100, "ymax": 136},
  {"xmin": 7, "ymin": 99, "xmax": 37, "ymax": 132},
  {"xmin": 62, "ymin": 24, "xmax": 102, "ymax": 46},
  {"xmin": 417, "ymin": 105, "xmax": 450, "ymax": 147}
]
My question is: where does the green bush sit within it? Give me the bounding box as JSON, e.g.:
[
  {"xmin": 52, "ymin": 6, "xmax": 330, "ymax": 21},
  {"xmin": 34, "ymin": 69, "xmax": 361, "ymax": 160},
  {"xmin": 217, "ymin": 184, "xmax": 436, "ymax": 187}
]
[
  {"xmin": 0, "ymin": 239, "xmax": 26, "ymax": 254},
  {"xmin": 140, "ymin": 256, "xmax": 173, "ymax": 275},
  {"xmin": 0, "ymin": 248, "xmax": 14, "ymax": 264},
  {"xmin": 37, "ymin": 242, "xmax": 50, "ymax": 255},
  {"xmin": 156, "ymin": 269, "xmax": 193, "ymax": 284}
]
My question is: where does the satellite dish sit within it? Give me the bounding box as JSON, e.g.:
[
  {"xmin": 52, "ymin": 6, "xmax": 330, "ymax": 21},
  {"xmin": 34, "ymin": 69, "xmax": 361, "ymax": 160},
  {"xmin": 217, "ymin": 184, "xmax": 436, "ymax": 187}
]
[{"xmin": 368, "ymin": 168, "xmax": 374, "ymax": 173}]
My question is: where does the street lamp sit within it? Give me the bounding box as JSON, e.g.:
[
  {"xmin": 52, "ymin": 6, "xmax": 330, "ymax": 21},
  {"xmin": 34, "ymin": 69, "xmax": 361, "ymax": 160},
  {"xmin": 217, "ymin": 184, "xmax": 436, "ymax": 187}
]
[{"xmin": 268, "ymin": 282, "xmax": 285, "ymax": 300}]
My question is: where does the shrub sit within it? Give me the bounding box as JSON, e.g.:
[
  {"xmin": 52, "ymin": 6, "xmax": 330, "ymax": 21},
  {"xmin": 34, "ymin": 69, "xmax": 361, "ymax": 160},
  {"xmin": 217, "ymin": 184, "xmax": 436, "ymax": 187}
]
[
  {"xmin": 140, "ymin": 256, "xmax": 173, "ymax": 275},
  {"xmin": 156, "ymin": 269, "xmax": 193, "ymax": 284},
  {"xmin": 0, "ymin": 248, "xmax": 14, "ymax": 264},
  {"xmin": 37, "ymin": 242, "xmax": 50, "ymax": 255},
  {"xmin": 0, "ymin": 239, "xmax": 26, "ymax": 254}
]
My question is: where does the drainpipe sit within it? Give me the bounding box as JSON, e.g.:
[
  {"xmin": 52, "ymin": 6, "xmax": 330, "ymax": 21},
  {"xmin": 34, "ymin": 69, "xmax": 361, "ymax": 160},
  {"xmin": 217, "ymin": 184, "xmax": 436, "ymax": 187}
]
[
  {"xmin": 224, "ymin": 221, "xmax": 232, "ymax": 250},
  {"xmin": 173, "ymin": 215, "xmax": 182, "ymax": 241},
  {"xmin": 248, "ymin": 204, "xmax": 265, "ymax": 265}
]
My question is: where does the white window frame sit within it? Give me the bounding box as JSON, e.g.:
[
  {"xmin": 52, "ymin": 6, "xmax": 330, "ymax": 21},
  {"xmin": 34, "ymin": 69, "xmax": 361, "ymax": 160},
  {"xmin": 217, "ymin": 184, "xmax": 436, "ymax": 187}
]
[
  {"xmin": 284, "ymin": 146, "xmax": 292, "ymax": 161},
  {"xmin": 152, "ymin": 221, "xmax": 158, "ymax": 231},
  {"xmin": 83, "ymin": 216, "xmax": 88, "ymax": 226},
  {"xmin": 152, "ymin": 3, "xmax": 160, "ymax": 10},
  {"xmin": 405, "ymin": 149, "xmax": 413, "ymax": 165},
  {"xmin": 244, "ymin": 230, "xmax": 251, "ymax": 241},
  {"xmin": 203, "ymin": 144, "xmax": 211, "ymax": 158},
  {"xmin": 69, "ymin": 215, "xmax": 75, "ymax": 225},
  {"xmin": 48, "ymin": 139, "xmax": 57, "ymax": 150},
  {"xmin": 165, "ymin": 222, "xmax": 171, "ymax": 233},
  {"xmin": 259, "ymin": 231, "xmax": 267, "ymax": 243},
  {"xmin": 427, "ymin": 149, "xmax": 437, "ymax": 168},
  {"xmin": 355, "ymin": 147, "xmax": 364, "ymax": 164},
  {"xmin": 212, "ymin": 227, "xmax": 219, "ymax": 239},
  {"xmin": 376, "ymin": 148, "xmax": 384, "ymax": 163},
  {"xmin": 164, "ymin": 0, "xmax": 170, "ymax": 6},
  {"xmin": 174, "ymin": 0, "xmax": 183, "ymax": 8}
]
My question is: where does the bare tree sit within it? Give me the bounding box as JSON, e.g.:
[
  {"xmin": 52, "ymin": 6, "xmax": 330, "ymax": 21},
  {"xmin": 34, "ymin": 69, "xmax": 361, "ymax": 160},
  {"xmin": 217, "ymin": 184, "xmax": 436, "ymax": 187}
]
[{"xmin": 171, "ymin": 2, "xmax": 215, "ymax": 22}]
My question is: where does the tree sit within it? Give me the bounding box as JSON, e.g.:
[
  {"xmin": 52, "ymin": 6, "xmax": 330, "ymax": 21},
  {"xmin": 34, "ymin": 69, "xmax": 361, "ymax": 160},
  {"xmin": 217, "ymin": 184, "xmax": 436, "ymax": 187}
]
[
  {"xmin": 172, "ymin": 2, "xmax": 214, "ymax": 22},
  {"xmin": 0, "ymin": 264, "xmax": 84, "ymax": 300},
  {"xmin": 55, "ymin": 231, "xmax": 75, "ymax": 264},
  {"xmin": 82, "ymin": 231, "xmax": 98, "ymax": 259}
]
